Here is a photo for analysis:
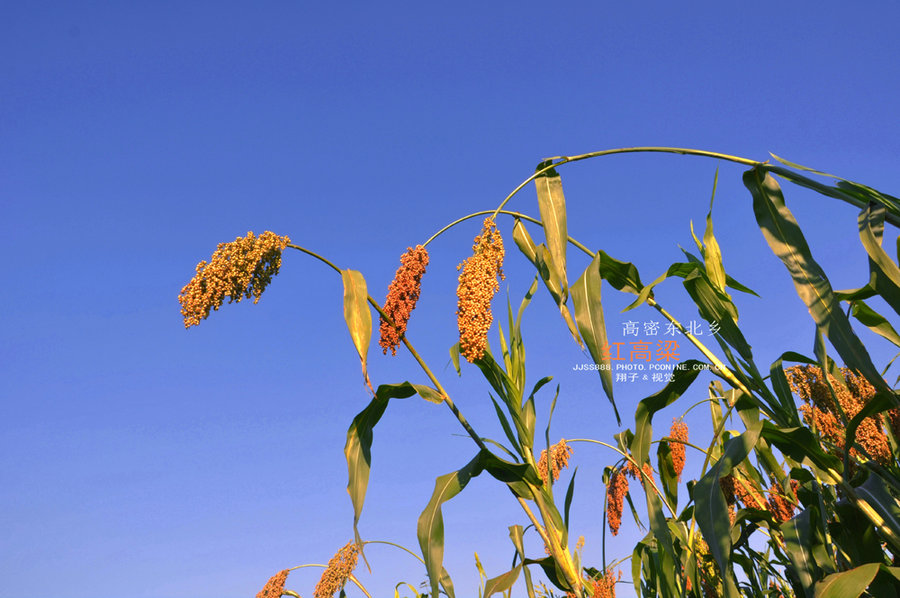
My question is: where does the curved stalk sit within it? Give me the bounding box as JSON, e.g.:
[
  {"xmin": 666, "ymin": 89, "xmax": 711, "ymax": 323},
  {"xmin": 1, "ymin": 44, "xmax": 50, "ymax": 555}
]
[{"xmin": 492, "ymin": 146, "xmax": 762, "ymax": 217}]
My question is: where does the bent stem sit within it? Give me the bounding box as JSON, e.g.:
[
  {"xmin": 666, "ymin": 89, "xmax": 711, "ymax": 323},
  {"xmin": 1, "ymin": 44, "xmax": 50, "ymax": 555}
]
[{"xmin": 286, "ymin": 242, "xmax": 585, "ymax": 594}]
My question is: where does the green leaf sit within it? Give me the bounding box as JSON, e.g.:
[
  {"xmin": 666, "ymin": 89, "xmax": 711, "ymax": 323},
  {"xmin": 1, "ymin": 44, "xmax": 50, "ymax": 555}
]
[
  {"xmin": 744, "ymin": 167, "xmax": 893, "ymax": 398},
  {"xmin": 483, "ymin": 565, "xmax": 522, "ymax": 597},
  {"xmin": 417, "ymin": 453, "xmax": 485, "ymax": 598},
  {"xmin": 850, "ymin": 300, "xmax": 900, "ymax": 347},
  {"xmin": 341, "ymin": 269, "xmax": 372, "ymax": 390},
  {"xmin": 683, "ymin": 269, "xmax": 753, "ymax": 361},
  {"xmin": 694, "ymin": 419, "xmax": 763, "ymax": 586},
  {"xmin": 345, "ymin": 383, "xmax": 437, "ymax": 552},
  {"xmin": 512, "ymin": 218, "xmax": 539, "ymax": 266},
  {"xmin": 764, "ymin": 163, "xmax": 900, "ymax": 228},
  {"xmin": 534, "ymin": 163, "xmax": 569, "ymax": 296},
  {"xmin": 570, "ymin": 252, "xmax": 619, "ymax": 423},
  {"xmin": 814, "ymin": 563, "xmax": 880, "ymax": 598},
  {"xmin": 508, "ymin": 526, "xmax": 536, "ymax": 598},
  {"xmin": 632, "ymin": 360, "xmax": 703, "ymax": 466},
  {"xmin": 449, "ymin": 343, "xmax": 462, "ymax": 376},
  {"xmin": 656, "ymin": 441, "xmax": 678, "ymax": 510},
  {"xmin": 595, "ymin": 250, "xmax": 644, "ymax": 294},
  {"xmin": 855, "ymin": 473, "xmax": 900, "ymax": 554},
  {"xmin": 563, "ymin": 467, "xmax": 577, "ymax": 530},
  {"xmin": 701, "ymin": 169, "xmax": 727, "ymax": 293},
  {"xmin": 782, "ymin": 510, "xmax": 817, "ymax": 596},
  {"xmin": 859, "ymin": 202, "xmax": 900, "ymax": 316}
]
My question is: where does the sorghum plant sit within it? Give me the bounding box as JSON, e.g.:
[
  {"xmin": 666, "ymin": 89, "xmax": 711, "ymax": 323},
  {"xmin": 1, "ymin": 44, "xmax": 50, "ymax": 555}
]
[{"xmin": 182, "ymin": 147, "xmax": 900, "ymax": 598}]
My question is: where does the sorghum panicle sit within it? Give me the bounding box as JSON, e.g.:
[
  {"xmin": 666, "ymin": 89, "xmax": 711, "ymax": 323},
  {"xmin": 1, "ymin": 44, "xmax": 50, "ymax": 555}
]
[
  {"xmin": 590, "ymin": 569, "xmax": 620, "ymax": 598},
  {"xmin": 786, "ymin": 365, "xmax": 893, "ymax": 465},
  {"xmin": 732, "ymin": 474, "xmax": 768, "ymax": 511},
  {"xmin": 537, "ymin": 439, "xmax": 573, "ymax": 484},
  {"xmin": 256, "ymin": 569, "xmax": 289, "ymax": 598},
  {"xmin": 313, "ymin": 542, "xmax": 359, "ymax": 598},
  {"xmin": 607, "ymin": 467, "xmax": 629, "ymax": 536},
  {"xmin": 669, "ymin": 418, "xmax": 688, "ymax": 482},
  {"xmin": 179, "ymin": 231, "xmax": 291, "ymax": 328},
  {"xmin": 766, "ymin": 483, "xmax": 795, "ymax": 523},
  {"xmin": 379, "ymin": 245, "xmax": 429, "ymax": 355},
  {"xmin": 456, "ymin": 218, "xmax": 505, "ymax": 362}
]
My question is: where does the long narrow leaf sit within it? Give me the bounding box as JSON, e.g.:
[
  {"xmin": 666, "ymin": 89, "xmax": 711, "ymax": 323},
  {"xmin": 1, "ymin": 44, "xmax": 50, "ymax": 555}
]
[
  {"xmin": 341, "ymin": 269, "xmax": 373, "ymax": 390},
  {"xmin": 571, "ymin": 252, "xmax": 619, "ymax": 423}
]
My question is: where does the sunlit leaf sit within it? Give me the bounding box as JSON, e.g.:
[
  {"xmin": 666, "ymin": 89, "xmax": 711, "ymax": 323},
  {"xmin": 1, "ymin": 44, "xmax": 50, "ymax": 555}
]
[
  {"xmin": 850, "ymin": 300, "xmax": 900, "ymax": 347},
  {"xmin": 534, "ymin": 163, "xmax": 568, "ymax": 294},
  {"xmin": 695, "ymin": 419, "xmax": 763, "ymax": 589},
  {"xmin": 814, "ymin": 563, "xmax": 880, "ymax": 598},
  {"xmin": 483, "ymin": 565, "xmax": 522, "ymax": 597},
  {"xmin": 346, "ymin": 383, "xmax": 440, "ymax": 555},
  {"xmin": 570, "ymin": 252, "xmax": 619, "ymax": 423},
  {"xmin": 341, "ymin": 269, "xmax": 372, "ymax": 390},
  {"xmin": 859, "ymin": 202, "xmax": 900, "ymax": 316}
]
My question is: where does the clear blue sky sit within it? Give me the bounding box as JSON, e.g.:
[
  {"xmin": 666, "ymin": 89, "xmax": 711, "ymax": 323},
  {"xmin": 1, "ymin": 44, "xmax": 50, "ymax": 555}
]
[{"xmin": 3, "ymin": 3, "xmax": 900, "ymax": 597}]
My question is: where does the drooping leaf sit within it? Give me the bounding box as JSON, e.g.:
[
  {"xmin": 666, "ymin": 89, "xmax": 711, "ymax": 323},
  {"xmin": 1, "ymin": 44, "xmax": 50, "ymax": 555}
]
[
  {"xmin": 508, "ymin": 526, "xmax": 536, "ymax": 598},
  {"xmin": 595, "ymin": 249, "xmax": 644, "ymax": 294},
  {"xmin": 744, "ymin": 167, "xmax": 898, "ymax": 461},
  {"xmin": 483, "ymin": 564, "xmax": 522, "ymax": 597},
  {"xmin": 570, "ymin": 252, "xmax": 619, "ymax": 423},
  {"xmin": 694, "ymin": 419, "xmax": 763, "ymax": 589},
  {"xmin": 341, "ymin": 269, "xmax": 373, "ymax": 390},
  {"xmin": 850, "ymin": 300, "xmax": 900, "ymax": 348},
  {"xmin": 534, "ymin": 163, "xmax": 569, "ymax": 296},
  {"xmin": 859, "ymin": 202, "xmax": 900, "ymax": 316},
  {"xmin": 417, "ymin": 453, "xmax": 486, "ymax": 598},
  {"xmin": 814, "ymin": 563, "xmax": 880, "ymax": 598},
  {"xmin": 346, "ymin": 383, "xmax": 439, "ymax": 553},
  {"xmin": 631, "ymin": 360, "xmax": 703, "ymax": 466}
]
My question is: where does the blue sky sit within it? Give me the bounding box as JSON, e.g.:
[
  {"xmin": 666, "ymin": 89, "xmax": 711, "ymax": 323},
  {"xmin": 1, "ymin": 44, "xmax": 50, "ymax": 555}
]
[{"xmin": 3, "ymin": 3, "xmax": 900, "ymax": 597}]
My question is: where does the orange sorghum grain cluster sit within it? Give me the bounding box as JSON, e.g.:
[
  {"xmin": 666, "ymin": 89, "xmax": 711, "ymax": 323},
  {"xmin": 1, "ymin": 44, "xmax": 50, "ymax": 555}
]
[
  {"xmin": 590, "ymin": 569, "xmax": 620, "ymax": 598},
  {"xmin": 313, "ymin": 542, "xmax": 359, "ymax": 598},
  {"xmin": 256, "ymin": 569, "xmax": 289, "ymax": 598},
  {"xmin": 732, "ymin": 474, "xmax": 768, "ymax": 511},
  {"xmin": 625, "ymin": 460, "xmax": 654, "ymax": 485},
  {"xmin": 766, "ymin": 482, "xmax": 796, "ymax": 524},
  {"xmin": 537, "ymin": 439, "xmax": 573, "ymax": 484},
  {"xmin": 786, "ymin": 365, "xmax": 893, "ymax": 465},
  {"xmin": 669, "ymin": 419, "xmax": 689, "ymax": 482},
  {"xmin": 456, "ymin": 218, "xmax": 505, "ymax": 362},
  {"xmin": 591, "ymin": 569, "xmax": 621, "ymax": 598},
  {"xmin": 179, "ymin": 231, "xmax": 291, "ymax": 328},
  {"xmin": 379, "ymin": 245, "xmax": 429, "ymax": 355},
  {"xmin": 607, "ymin": 467, "xmax": 629, "ymax": 536}
]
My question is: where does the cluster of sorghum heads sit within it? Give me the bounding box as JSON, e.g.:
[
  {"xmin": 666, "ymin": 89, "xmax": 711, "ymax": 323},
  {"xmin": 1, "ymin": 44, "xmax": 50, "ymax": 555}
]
[
  {"xmin": 719, "ymin": 472, "xmax": 798, "ymax": 524},
  {"xmin": 379, "ymin": 245, "xmax": 429, "ymax": 355},
  {"xmin": 179, "ymin": 231, "xmax": 291, "ymax": 328},
  {"xmin": 456, "ymin": 218, "xmax": 505, "ymax": 362},
  {"xmin": 786, "ymin": 365, "xmax": 896, "ymax": 465},
  {"xmin": 537, "ymin": 439, "xmax": 573, "ymax": 484},
  {"xmin": 255, "ymin": 569, "xmax": 289, "ymax": 598},
  {"xmin": 606, "ymin": 466, "xmax": 629, "ymax": 536},
  {"xmin": 668, "ymin": 418, "xmax": 688, "ymax": 482},
  {"xmin": 313, "ymin": 542, "xmax": 359, "ymax": 598},
  {"xmin": 589, "ymin": 569, "xmax": 621, "ymax": 598}
]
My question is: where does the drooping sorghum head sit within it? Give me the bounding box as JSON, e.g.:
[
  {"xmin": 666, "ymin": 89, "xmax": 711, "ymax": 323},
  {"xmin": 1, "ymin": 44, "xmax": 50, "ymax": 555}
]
[
  {"xmin": 537, "ymin": 439, "xmax": 573, "ymax": 484},
  {"xmin": 766, "ymin": 482, "xmax": 795, "ymax": 524},
  {"xmin": 313, "ymin": 542, "xmax": 359, "ymax": 598},
  {"xmin": 607, "ymin": 467, "xmax": 629, "ymax": 536},
  {"xmin": 732, "ymin": 473, "xmax": 768, "ymax": 511},
  {"xmin": 786, "ymin": 365, "xmax": 893, "ymax": 465},
  {"xmin": 179, "ymin": 231, "xmax": 290, "ymax": 328},
  {"xmin": 456, "ymin": 218, "xmax": 505, "ymax": 362},
  {"xmin": 669, "ymin": 418, "xmax": 689, "ymax": 482},
  {"xmin": 379, "ymin": 245, "xmax": 429, "ymax": 355},
  {"xmin": 256, "ymin": 569, "xmax": 289, "ymax": 598},
  {"xmin": 590, "ymin": 568, "xmax": 621, "ymax": 598}
]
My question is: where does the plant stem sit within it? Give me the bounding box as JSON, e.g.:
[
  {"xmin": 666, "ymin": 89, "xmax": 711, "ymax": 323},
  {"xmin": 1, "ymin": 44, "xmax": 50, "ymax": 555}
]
[{"xmin": 493, "ymin": 146, "xmax": 761, "ymax": 217}]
